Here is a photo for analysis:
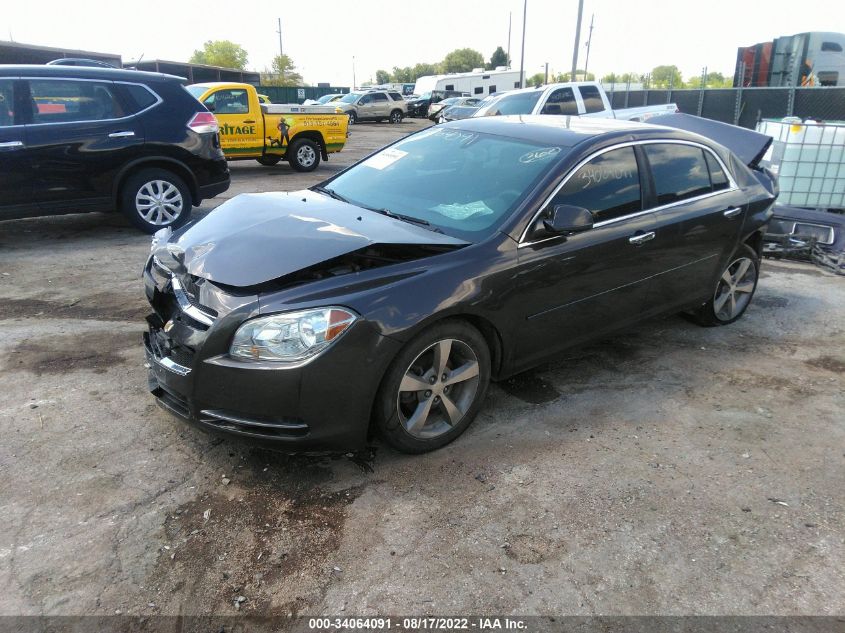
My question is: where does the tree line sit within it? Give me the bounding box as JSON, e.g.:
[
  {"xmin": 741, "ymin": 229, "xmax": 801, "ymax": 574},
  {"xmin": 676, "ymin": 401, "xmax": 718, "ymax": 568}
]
[{"xmin": 187, "ymin": 41, "xmax": 732, "ymax": 90}]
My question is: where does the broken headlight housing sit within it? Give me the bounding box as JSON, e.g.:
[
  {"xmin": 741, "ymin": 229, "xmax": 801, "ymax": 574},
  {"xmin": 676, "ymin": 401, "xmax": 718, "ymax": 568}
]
[{"xmin": 230, "ymin": 307, "xmax": 357, "ymax": 363}]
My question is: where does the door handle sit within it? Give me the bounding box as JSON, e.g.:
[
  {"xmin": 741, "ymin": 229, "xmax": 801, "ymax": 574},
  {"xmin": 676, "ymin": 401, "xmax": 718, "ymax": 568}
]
[
  {"xmin": 108, "ymin": 131, "xmax": 135, "ymax": 138},
  {"xmin": 0, "ymin": 141, "xmax": 24, "ymax": 149},
  {"xmin": 723, "ymin": 207, "xmax": 742, "ymax": 218},
  {"xmin": 629, "ymin": 231, "xmax": 656, "ymax": 245},
  {"xmin": 243, "ymin": 119, "xmax": 256, "ymax": 124}
]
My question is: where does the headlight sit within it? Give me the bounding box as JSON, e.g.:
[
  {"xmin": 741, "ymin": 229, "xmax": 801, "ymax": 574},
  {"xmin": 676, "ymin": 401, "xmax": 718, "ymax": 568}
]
[{"xmin": 230, "ymin": 307, "xmax": 357, "ymax": 363}]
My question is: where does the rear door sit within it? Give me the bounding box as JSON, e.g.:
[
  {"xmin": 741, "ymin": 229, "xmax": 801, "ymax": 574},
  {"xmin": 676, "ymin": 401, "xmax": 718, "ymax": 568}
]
[
  {"xmin": 512, "ymin": 145, "xmax": 663, "ymax": 370},
  {"xmin": 370, "ymin": 92, "xmax": 390, "ymax": 118},
  {"xmin": 0, "ymin": 77, "xmax": 34, "ymax": 218},
  {"xmin": 576, "ymin": 85, "xmax": 611, "ymax": 117},
  {"xmin": 24, "ymin": 77, "xmax": 145, "ymax": 212},
  {"xmin": 639, "ymin": 142, "xmax": 748, "ymax": 311}
]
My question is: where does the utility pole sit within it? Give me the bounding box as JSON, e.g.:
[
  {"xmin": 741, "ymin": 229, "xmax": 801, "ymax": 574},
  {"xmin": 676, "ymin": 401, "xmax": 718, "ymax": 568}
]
[
  {"xmin": 507, "ymin": 12, "xmax": 512, "ymax": 68},
  {"xmin": 570, "ymin": 0, "xmax": 584, "ymax": 81},
  {"xmin": 583, "ymin": 13, "xmax": 594, "ymax": 80},
  {"xmin": 544, "ymin": 62, "xmax": 549, "ymax": 84},
  {"xmin": 352, "ymin": 56, "xmax": 356, "ymax": 90},
  {"xmin": 518, "ymin": 0, "xmax": 527, "ymax": 88},
  {"xmin": 276, "ymin": 18, "xmax": 283, "ymax": 57}
]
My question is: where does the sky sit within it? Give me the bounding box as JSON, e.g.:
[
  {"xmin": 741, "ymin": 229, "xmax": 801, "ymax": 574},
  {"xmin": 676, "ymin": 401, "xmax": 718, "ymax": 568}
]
[{"xmin": 3, "ymin": 0, "xmax": 844, "ymax": 87}]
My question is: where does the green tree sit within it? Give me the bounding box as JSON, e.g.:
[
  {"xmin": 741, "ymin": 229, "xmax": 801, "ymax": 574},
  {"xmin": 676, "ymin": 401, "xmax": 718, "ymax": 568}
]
[
  {"xmin": 261, "ymin": 54, "xmax": 304, "ymax": 86},
  {"xmin": 649, "ymin": 65, "xmax": 682, "ymax": 88},
  {"xmin": 391, "ymin": 66, "xmax": 413, "ymax": 83},
  {"xmin": 527, "ymin": 72, "xmax": 546, "ymax": 87},
  {"xmin": 411, "ymin": 62, "xmax": 441, "ymax": 79},
  {"xmin": 442, "ymin": 48, "xmax": 485, "ymax": 73},
  {"xmin": 189, "ymin": 40, "xmax": 248, "ymax": 70},
  {"xmin": 375, "ymin": 69, "xmax": 391, "ymax": 85},
  {"xmin": 488, "ymin": 46, "xmax": 508, "ymax": 70}
]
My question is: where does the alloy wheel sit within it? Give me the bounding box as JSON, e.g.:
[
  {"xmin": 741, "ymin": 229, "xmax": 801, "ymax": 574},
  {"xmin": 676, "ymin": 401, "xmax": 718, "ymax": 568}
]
[
  {"xmin": 713, "ymin": 256, "xmax": 757, "ymax": 321},
  {"xmin": 296, "ymin": 144, "xmax": 317, "ymax": 167},
  {"xmin": 135, "ymin": 180, "xmax": 183, "ymax": 226},
  {"xmin": 397, "ymin": 338, "xmax": 480, "ymax": 439}
]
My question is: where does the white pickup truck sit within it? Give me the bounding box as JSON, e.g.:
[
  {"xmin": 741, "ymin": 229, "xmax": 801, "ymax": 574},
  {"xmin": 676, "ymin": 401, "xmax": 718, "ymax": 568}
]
[{"xmin": 470, "ymin": 81, "xmax": 677, "ymax": 122}]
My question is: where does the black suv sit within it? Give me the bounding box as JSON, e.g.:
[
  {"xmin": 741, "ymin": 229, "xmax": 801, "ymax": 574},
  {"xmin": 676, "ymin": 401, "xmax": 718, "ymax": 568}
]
[{"xmin": 0, "ymin": 65, "xmax": 230, "ymax": 232}]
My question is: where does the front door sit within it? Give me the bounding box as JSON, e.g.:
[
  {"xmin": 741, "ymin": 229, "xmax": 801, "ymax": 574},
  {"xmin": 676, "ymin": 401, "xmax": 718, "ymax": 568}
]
[
  {"xmin": 0, "ymin": 78, "xmax": 34, "ymax": 218},
  {"xmin": 511, "ymin": 146, "xmax": 664, "ymax": 370},
  {"xmin": 24, "ymin": 77, "xmax": 145, "ymax": 212},
  {"xmin": 203, "ymin": 88, "xmax": 259, "ymax": 157}
]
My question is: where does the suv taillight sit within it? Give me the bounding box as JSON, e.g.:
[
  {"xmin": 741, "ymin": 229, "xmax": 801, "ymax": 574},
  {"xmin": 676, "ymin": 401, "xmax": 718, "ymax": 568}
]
[{"xmin": 187, "ymin": 112, "xmax": 219, "ymax": 134}]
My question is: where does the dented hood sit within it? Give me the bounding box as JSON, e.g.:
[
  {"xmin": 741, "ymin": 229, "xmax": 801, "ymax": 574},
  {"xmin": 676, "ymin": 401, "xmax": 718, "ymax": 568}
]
[
  {"xmin": 157, "ymin": 191, "xmax": 468, "ymax": 287},
  {"xmin": 647, "ymin": 113, "xmax": 773, "ymax": 168}
]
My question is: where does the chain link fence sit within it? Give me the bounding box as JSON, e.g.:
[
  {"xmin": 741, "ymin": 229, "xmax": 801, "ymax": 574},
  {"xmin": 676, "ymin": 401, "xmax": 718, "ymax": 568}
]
[{"xmin": 604, "ymin": 86, "xmax": 845, "ymax": 129}]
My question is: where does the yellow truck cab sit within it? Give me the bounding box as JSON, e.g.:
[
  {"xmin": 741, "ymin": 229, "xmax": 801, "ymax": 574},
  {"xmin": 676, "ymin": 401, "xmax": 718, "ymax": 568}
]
[{"xmin": 186, "ymin": 82, "xmax": 348, "ymax": 172}]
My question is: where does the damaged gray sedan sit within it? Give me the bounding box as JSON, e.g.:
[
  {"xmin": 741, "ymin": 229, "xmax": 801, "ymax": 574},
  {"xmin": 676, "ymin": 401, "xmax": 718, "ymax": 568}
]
[{"xmin": 143, "ymin": 115, "xmax": 777, "ymax": 454}]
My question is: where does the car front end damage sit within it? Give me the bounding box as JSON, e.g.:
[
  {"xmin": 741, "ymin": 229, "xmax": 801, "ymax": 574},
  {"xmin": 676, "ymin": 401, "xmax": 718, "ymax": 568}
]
[{"xmin": 763, "ymin": 205, "xmax": 845, "ymax": 275}]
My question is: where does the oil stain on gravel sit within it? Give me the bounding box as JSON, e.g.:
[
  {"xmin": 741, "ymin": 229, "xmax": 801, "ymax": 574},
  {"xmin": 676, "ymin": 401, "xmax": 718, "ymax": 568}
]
[
  {"xmin": 805, "ymin": 355, "xmax": 845, "ymax": 374},
  {"xmin": 0, "ymin": 294, "xmax": 148, "ymax": 322},
  {"xmin": 7, "ymin": 330, "xmax": 140, "ymax": 375},
  {"xmin": 498, "ymin": 372, "xmax": 561, "ymax": 404},
  {"xmin": 148, "ymin": 456, "xmax": 367, "ymax": 616}
]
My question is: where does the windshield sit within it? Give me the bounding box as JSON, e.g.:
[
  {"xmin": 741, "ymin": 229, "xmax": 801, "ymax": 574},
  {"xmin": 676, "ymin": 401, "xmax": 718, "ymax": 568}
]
[
  {"xmin": 339, "ymin": 93, "xmax": 361, "ymax": 104},
  {"xmin": 319, "ymin": 127, "xmax": 567, "ymax": 241},
  {"xmin": 317, "ymin": 94, "xmax": 338, "ymax": 104},
  {"xmin": 419, "ymin": 92, "xmax": 432, "ymax": 100},
  {"xmin": 439, "ymin": 98, "xmax": 460, "ymax": 106},
  {"xmin": 185, "ymin": 85, "xmax": 207, "ymax": 100},
  {"xmin": 474, "ymin": 90, "xmax": 543, "ymax": 117}
]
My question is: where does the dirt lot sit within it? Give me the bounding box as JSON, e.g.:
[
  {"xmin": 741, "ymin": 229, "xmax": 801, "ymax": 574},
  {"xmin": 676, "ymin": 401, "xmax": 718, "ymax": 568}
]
[{"xmin": 1, "ymin": 118, "xmax": 843, "ymax": 617}]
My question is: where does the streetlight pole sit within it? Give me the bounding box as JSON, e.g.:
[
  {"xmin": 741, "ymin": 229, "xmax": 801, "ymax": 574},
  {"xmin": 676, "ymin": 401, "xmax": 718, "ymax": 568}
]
[
  {"xmin": 352, "ymin": 56, "xmax": 356, "ymax": 91},
  {"xmin": 507, "ymin": 11, "xmax": 512, "ymax": 68},
  {"xmin": 518, "ymin": 0, "xmax": 527, "ymax": 88},
  {"xmin": 570, "ymin": 0, "xmax": 584, "ymax": 81},
  {"xmin": 544, "ymin": 62, "xmax": 549, "ymax": 84}
]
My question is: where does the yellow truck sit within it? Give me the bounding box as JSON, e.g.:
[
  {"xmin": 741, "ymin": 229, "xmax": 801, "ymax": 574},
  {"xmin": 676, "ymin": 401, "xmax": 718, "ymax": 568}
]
[{"xmin": 186, "ymin": 82, "xmax": 348, "ymax": 172}]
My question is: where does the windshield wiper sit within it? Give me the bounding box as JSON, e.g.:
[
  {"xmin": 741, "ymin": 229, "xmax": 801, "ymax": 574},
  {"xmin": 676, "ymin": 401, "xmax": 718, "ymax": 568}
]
[
  {"xmin": 362, "ymin": 206, "xmax": 444, "ymax": 234},
  {"xmin": 313, "ymin": 185, "xmax": 350, "ymax": 204}
]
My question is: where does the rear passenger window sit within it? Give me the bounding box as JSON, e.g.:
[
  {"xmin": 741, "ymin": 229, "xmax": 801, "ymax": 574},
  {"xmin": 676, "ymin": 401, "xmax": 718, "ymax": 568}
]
[
  {"xmin": 0, "ymin": 80, "xmax": 14, "ymax": 127},
  {"xmin": 645, "ymin": 144, "xmax": 713, "ymax": 205},
  {"xmin": 372, "ymin": 93, "xmax": 388, "ymax": 101},
  {"xmin": 29, "ymin": 79, "xmax": 124, "ymax": 123},
  {"xmin": 704, "ymin": 151, "xmax": 730, "ymax": 191},
  {"xmin": 578, "ymin": 85, "xmax": 604, "ymax": 114},
  {"xmin": 122, "ymin": 84, "xmax": 158, "ymax": 113},
  {"xmin": 388, "ymin": 92, "xmax": 403, "ymax": 101},
  {"xmin": 552, "ymin": 147, "xmax": 641, "ymax": 223},
  {"xmin": 542, "ymin": 87, "xmax": 578, "ymax": 115}
]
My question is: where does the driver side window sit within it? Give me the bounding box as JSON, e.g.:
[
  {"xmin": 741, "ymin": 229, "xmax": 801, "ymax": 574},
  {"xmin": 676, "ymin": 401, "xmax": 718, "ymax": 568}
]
[{"xmin": 552, "ymin": 147, "xmax": 642, "ymax": 223}]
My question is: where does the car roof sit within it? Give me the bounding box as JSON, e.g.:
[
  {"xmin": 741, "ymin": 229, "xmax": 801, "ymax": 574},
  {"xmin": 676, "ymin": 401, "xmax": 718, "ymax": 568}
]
[
  {"xmin": 0, "ymin": 64, "xmax": 184, "ymax": 83},
  {"xmin": 443, "ymin": 115, "xmax": 674, "ymax": 147}
]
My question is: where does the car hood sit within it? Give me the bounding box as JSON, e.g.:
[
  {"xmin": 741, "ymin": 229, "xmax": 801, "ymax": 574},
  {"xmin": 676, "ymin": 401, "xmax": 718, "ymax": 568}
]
[
  {"xmin": 154, "ymin": 191, "xmax": 468, "ymax": 288},
  {"xmin": 647, "ymin": 113, "xmax": 773, "ymax": 168}
]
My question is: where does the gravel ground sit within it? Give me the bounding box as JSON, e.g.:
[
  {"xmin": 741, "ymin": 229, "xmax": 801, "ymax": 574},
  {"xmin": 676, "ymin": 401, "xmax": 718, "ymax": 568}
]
[{"xmin": 0, "ymin": 118, "xmax": 843, "ymax": 617}]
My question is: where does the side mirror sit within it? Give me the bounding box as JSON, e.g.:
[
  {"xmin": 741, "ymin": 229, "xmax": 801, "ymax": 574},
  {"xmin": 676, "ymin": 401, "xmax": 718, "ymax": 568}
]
[{"xmin": 531, "ymin": 204, "xmax": 593, "ymax": 239}]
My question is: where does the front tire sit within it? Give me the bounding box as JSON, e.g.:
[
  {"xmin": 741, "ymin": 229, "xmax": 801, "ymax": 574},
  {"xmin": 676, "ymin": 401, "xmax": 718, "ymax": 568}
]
[
  {"xmin": 287, "ymin": 138, "xmax": 321, "ymax": 172},
  {"xmin": 375, "ymin": 320, "xmax": 491, "ymax": 454},
  {"xmin": 120, "ymin": 168, "xmax": 192, "ymax": 234},
  {"xmin": 347, "ymin": 111, "xmax": 357, "ymax": 125},
  {"xmin": 689, "ymin": 244, "xmax": 760, "ymax": 326}
]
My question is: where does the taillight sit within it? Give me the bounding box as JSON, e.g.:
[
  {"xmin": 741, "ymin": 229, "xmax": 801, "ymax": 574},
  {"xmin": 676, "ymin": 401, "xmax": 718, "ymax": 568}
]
[{"xmin": 187, "ymin": 112, "xmax": 219, "ymax": 134}]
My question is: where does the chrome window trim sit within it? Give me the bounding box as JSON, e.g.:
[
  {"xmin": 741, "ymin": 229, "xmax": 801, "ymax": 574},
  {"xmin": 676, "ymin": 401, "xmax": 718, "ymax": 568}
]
[
  {"xmin": 171, "ymin": 275, "xmax": 216, "ymax": 326},
  {"xmin": 518, "ymin": 139, "xmax": 739, "ymax": 248},
  {"xmin": 20, "ymin": 77, "xmax": 163, "ymax": 127}
]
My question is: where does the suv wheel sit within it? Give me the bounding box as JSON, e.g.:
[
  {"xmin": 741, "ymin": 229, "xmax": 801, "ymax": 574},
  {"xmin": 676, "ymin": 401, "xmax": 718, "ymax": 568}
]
[
  {"xmin": 389, "ymin": 110, "xmax": 403, "ymax": 124},
  {"xmin": 347, "ymin": 111, "xmax": 357, "ymax": 125},
  {"xmin": 288, "ymin": 138, "xmax": 321, "ymax": 172},
  {"xmin": 121, "ymin": 168, "xmax": 192, "ymax": 234}
]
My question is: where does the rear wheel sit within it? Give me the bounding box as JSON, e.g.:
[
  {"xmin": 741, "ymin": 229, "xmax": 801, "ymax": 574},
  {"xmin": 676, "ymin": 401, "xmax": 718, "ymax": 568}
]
[
  {"xmin": 256, "ymin": 155, "xmax": 282, "ymax": 166},
  {"xmin": 689, "ymin": 244, "xmax": 760, "ymax": 326},
  {"xmin": 375, "ymin": 320, "xmax": 490, "ymax": 454},
  {"xmin": 389, "ymin": 109, "xmax": 403, "ymax": 124},
  {"xmin": 120, "ymin": 168, "xmax": 192, "ymax": 234},
  {"xmin": 288, "ymin": 138, "xmax": 321, "ymax": 172}
]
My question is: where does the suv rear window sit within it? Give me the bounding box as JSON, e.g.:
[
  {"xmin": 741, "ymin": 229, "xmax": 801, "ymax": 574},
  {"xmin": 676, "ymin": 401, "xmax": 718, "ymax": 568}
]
[
  {"xmin": 645, "ymin": 144, "xmax": 713, "ymax": 205},
  {"xmin": 28, "ymin": 79, "xmax": 125, "ymax": 123},
  {"xmin": 121, "ymin": 84, "xmax": 159, "ymax": 113}
]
